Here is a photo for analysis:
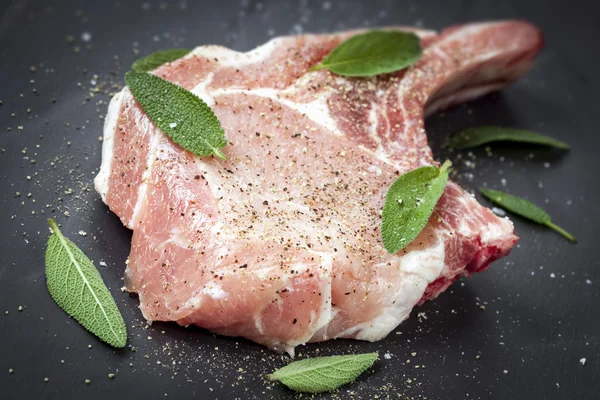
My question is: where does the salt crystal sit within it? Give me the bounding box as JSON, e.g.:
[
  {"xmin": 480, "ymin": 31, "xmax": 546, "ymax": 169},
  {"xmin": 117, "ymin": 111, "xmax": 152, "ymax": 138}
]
[
  {"xmin": 550, "ymin": 273, "xmax": 556, "ymax": 278},
  {"xmin": 169, "ymin": 122, "xmax": 177, "ymax": 128},
  {"xmin": 384, "ymin": 352, "xmax": 392, "ymax": 359},
  {"xmin": 78, "ymin": 230, "xmax": 87, "ymax": 236},
  {"xmin": 491, "ymin": 207, "xmax": 506, "ymax": 217},
  {"xmin": 99, "ymin": 261, "xmax": 107, "ymax": 267},
  {"xmin": 81, "ymin": 32, "xmax": 92, "ymax": 42},
  {"xmin": 580, "ymin": 358, "xmax": 586, "ymax": 366},
  {"xmin": 586, "ymin": 279, "xmax": 592, "ymax": 285}
]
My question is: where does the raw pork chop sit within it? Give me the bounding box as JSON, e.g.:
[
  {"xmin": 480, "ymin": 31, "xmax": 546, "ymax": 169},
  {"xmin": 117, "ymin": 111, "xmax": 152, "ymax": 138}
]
[{"xmin": 96, "ymin": 21, "xmax": 542, "ymax": 354}]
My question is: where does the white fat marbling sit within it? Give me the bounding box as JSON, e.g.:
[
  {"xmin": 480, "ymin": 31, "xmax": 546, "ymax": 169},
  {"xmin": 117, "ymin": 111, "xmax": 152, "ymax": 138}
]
[
  {"xmin": 202, "ymin": 282, "xmax": 228, "ymax": 300},
  {"xmin": 190, "ymin": 72, "xmax": 215, "ymax": 106},
  {"xmin": 339, "ymin": 240, "xmax": 445, "ymax": 341},
  {"xmin": 129, "ymin": 119, "xmax": 162, "ymax": 228}
]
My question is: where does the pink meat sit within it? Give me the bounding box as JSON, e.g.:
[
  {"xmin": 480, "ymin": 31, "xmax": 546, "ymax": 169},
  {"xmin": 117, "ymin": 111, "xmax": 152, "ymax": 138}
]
[{"xmin": 95, "ymin": 21, "xmax": 541, "ymax": 354}]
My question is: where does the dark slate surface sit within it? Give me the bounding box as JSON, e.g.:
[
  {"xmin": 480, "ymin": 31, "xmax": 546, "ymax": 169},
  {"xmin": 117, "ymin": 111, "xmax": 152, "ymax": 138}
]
[{"xmin": 0, "ymin": 0, "xmax": 598, "ymax": 399}]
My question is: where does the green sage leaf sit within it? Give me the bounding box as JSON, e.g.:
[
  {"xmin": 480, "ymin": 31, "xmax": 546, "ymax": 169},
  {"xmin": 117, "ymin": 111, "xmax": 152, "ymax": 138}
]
[
  {"xmin": 382, "ymin": 160, "xmax": 451, "ymax": 254},
  {"xmin": 125, "ymin": 71, "xmax": 227, "ymax": 160},
  {"xmin": 268, "ymin": 353, "xmax": 378, "ymax": 393},
  {"xmin": 132, "ymin": 48, "xmax": 191, "ymax": 72},
  {"xmin": 312, "ymin": 30, "xmax": 422, "ymax": 77},
  {"xmin": 447, "ymin": 126, "xmax": 569, "ymax": 150},
  {"xmin": 480, "ymin": 188, "xmax": 576, "ymax": 242},
  {"xmin": 45, "ymin": 219, "xmax": 127, "ymax": 348}
]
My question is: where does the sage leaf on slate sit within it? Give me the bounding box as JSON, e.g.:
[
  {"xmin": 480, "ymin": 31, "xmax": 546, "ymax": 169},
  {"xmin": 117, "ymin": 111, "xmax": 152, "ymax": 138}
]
[
  {"xmin": 480, "ymin": 188, "xmax": 576, "ymax": 242},
  {"xmin": 45, "ymin": 219, "xmax": 127, "ymax": 348},
  {"xmin": 447, "ymin": 126, "xmax": 569, "ymax": 150},
  {"xmin": 312, "ymin": 30, "xmax": 422, "ymax": 77},
  {"xmin": 125, "ymin": 71, "xmax": 227, "ymax": 160},
  {"xmin": 132, "ymin": 49, "xmax": 191, "ymax": 72},
  {"xmin": 382, "ymin": 160, "xmax": 451, "ymax": 254},
  {"xmin": 268, "ymin": 353, "xmax": 378, "ymax": 393}
]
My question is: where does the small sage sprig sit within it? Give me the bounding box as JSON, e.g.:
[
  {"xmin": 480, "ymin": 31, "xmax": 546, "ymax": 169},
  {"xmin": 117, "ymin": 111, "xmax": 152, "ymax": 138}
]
[
  {"xmin": 45, "ymin": 219, "xmax": 127, "ymax": 348},
  {"xmin": 268, "ymin": 353, "xmax": 378, "ymax": 393},
  {"xmin": 480, "ymin": 188, "xmax": 576, "ymax": 242},
  {"xmin": 447, "ymin": 126, "xmax": 569, "ymax": 150},
  {"xmin": 382, "ymin": 161, "xmax": 451, "ymax": 254},
  {"xmin": 312, "ymin": 30, "xmax": 422, "ymax": 77},
  {"xmin": 125, "ymin": 71, "xmax": 227, "ymax": 160}
]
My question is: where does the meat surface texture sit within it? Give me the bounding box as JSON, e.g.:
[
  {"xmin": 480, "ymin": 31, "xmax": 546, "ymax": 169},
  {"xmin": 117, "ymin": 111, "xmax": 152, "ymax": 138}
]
[{"xmin": 95, "ymin": 21, "xmax": 542, "ymax": 354}]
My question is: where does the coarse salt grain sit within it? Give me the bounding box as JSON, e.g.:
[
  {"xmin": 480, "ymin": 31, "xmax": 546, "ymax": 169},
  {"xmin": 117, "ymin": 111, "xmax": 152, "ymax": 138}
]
[{"xmin": 491, "ymin": 207, "xmax": 506, "ymax": 217}]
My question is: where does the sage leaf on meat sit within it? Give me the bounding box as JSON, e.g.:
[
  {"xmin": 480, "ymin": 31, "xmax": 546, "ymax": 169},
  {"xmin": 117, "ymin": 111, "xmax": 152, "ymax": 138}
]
[
  {"xmin": 447, "ymin": 126, "xmax": 569, "ymax": 150},
  {"xmin": 479, "ymin": 188, "xmax": 576, "ymax": 242},
  {"xmin": 45, "ymin": 219, "xmax": 127, "ymax": 348},
  {"xmin": 131, "ymin": 48, "xmax": 191, "ymax": 72},
  {"xmin": 268, "ymin": 353, "xmax": 378, "ymax": 393},
  {"xmin": 311, "ymin": 30, "xmax": 422, "ymax": 77},
  {"xmin": 125, "ymin": 71, "xmax": 227, "ymax": 160},
  {"xmin": 382, "ymin": 160, "xmax": 451, "ymax": 254}
]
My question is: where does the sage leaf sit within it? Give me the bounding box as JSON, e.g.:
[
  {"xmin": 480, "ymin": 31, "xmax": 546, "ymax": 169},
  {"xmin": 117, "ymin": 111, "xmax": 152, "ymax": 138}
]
[
  {"xmin": 132, "ymin": 48, "xmax": 191, "ymax": 72},
  {"xmin": 268, "ymin": 353, "xmax": 378, "ymax": 393},
  {"xmin": 125, "ymin": 71, "xmax": 227, "ymax": 160},
  {"xmin": 447, "ymin": 126, "xmax": 569, "ymax": 150},
  {"xmin": 45, "ymin": 219, "xmax": 127, "ymax": 348},
  {"xmin": 480, "ymin": 188, "xmax": 576, "ymax": 242},
  {"xmin": 382, "ymin": 160, "xmax": 451, "ymax": 254},
  {"xmin": 312, "ymin": 30, "xmax": 422, "ymax": 77}
]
